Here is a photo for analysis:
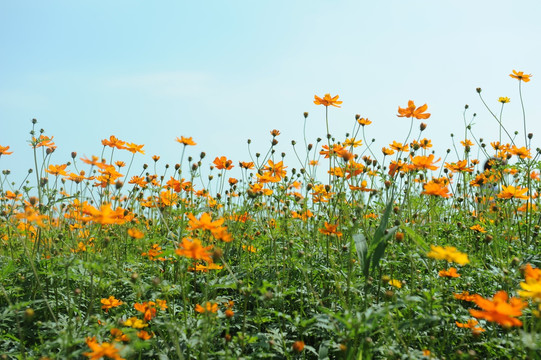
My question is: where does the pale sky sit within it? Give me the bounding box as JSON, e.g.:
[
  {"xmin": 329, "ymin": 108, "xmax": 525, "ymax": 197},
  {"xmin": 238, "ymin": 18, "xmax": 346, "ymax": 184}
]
[{"xmin": 1, "ymin": 1, "xmax": 540, "ymax": 187}]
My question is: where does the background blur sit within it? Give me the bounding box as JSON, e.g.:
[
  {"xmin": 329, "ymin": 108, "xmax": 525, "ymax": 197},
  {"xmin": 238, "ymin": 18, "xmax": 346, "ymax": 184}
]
[{"xmin": 1, "ymin": 0, "xmax": 540, "ymax": 187}]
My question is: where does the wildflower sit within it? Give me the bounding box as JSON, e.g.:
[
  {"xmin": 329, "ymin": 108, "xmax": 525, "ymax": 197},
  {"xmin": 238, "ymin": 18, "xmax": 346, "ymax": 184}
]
[
  {"xmin": 455, "ymin": 319, "xmax": 486, "ymax": 334},
  {"xmin": 176, "ymin": 136, "xmax": 196, "ymax": 146},
  {"xmin": 510, "ymin": 145, "xmax": 531, "ymax": 159},
  {"xmin": 389, "ymin": 141, "xmax": 409, "ymax": 152},
  {"xmin": 0, "ymin": 145, "xmax": 13, "ymax": 156},
  {"xmin": 45, "ymin": 164, "xmax": 69, "ymax": 176},
  {"xmin": 397, "ymin": 100, "xmax": 431, "ymax": 120},
  {"xmin": 410, "ymin": 154, "xmax": 440, "ymax": 171},
  {"xmin": 155, "ymin": 299, "xmax": 167, "ymax": 310},
  {"xmin": 239, "ymin": 161, "xmax": 255, "ymax": 169},
  {"xmin": 439, "ymin": 267, "xmax": 460, "ymax": 278},
  {"xmin": 133, "ymin": 330, "xmax": 152, "ymax": 340},
  {"xmin": 382, "ymin": 147, "xmax": 395, "ymax": 156},
  {"xmin": 225, "ymin": 308, "xmax": 234, "ymax": 318},
  {"xmin": 292, "ymin": 340, "xmax": 305, "ymax": 352},
  {"xmin": 470, "ymin": 224, "xmax": 486, "ymax": 233},
  {"xmin": 175, "ymin": 238, "xmax": 213, "ymax": 263},
  {"xmin": 263, "ymin": 160, "xmax": 287, "ymax": 179},
  {"xmin": 123, "ymin": 142, "xmax": 145, "ymax": 154},
  {"xmin": 460, "ymin": 139, "xmax": 473, "ymax": 147},
  {"xmin": 343, "ymin": 138, "xmax": 363, "ymax": 148},
  {"xmin": 134, "ymin": 302, "xmax": 157, "ymax": 321},
  {"xmin": 421, "ymin": 181, "xmax": 451, "ymax": 198},
  {"xmin": 242, "ymin": 245, "xmax": 257, "ymax": 253},
  {"xmin": 188, "ymin": 263, "xmax": 224, "ymax": 272},
  {"xmin": 195, "ymin": 302, "xmax": 218, "ymax": 314},
  {"xmin": 509, "ymin": 70, "xmax": 532, "ymax": 82},
  {"xmin": 110, "ymin": 328, "xmax": 130, "ymax": 342},
  {"xmin": 358, "ymin": 117, "xmax": 372, "ymax": 126},
  {"xmin": 213, "ymin": 156, "xmax": 234, "ymax": 170},
  {"xmin": 314, "ymin": 93, "xmax": 342, "ymax": 107},
  {"xmin": 445, "ymin": 160, "xmax": 473, "ymax": 173},
  {"xmin": 469, "ymin": 290, "xmax": 526, "ymax": 327},
  {"xmin": 454, "ymin": 291, "xmax": 477, "ymax": 302},
  {"xmin": 127, "ymin": 228, "xmax": 144, "ymax": 239},
  {"xmin": 123, "ymin": 317, "xmax": 148, "ymax": 329},
  {"xmin": 427, "ymin": 245, "xmax": 469, "ymax": 265},
  {"xmin": 83, "ymin": 337, "xmax": 125, "ymax": 360},
  {"xmin": 101, "ymin": 136, "xmax": 125, "ymax": 150},
  {"xmin": 318, "ymin": 222, "xmax": 342, "ymax": 237},
  {"xmin": 388, "ymin": 279, "xmax": 402, "ymax": 288},
  {"xmin": 422, "ymin": 349, "xmax": 431, "ymax": 357},
  {"xmin": 31, "ymin": 135, "xmax": 56, "ymax": 150},
  {"xmin": 497, "ymin": 185, "xmax": 529, "ymax": 200},
  {"xmin": 518, "ymin": 264, "xmax": 541, "ymax": 302},
  {"xmin": 270, "ymin": 129, "xmax": 280, "ymax": 136},
  {"xmin": 101, "ymin": 296, "xmax": 123, "ymax": 312},
  {"xmin": 141, "ymin": 244, "xmax": 165, "ymax": 261},
  {"xmin": 309, "ymin": 160, "xmax": 319, "ymax": 166},
  {"xmin": 498, "ymin": 97, "xmax": 510, "ymax": 103}
]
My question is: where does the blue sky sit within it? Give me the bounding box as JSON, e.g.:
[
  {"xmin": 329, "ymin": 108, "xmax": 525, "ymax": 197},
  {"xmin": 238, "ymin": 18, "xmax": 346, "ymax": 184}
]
[{"xmin": 1, "ymin": 0, "xmax": 540, "ymax": 186}]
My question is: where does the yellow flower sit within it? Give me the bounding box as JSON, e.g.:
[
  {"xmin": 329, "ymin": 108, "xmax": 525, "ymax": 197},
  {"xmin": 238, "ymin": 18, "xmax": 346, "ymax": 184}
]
[
  {"xmin": 510, "ymin": 70, "xmax": 532, "ymax": 82},
  {"xmin": 123, "ymin": 317, "xmax": 148, "ymax": 329},
  {"xmin": 388, "ymin": 279, "xmax": 402, "ymax": 288},
  {"xmin": 427, "ymin": 245, "xmax": 469, "ymax": 265},
  {"xmin": 498, "ymin": 97, "xmax": 510, "ymax": 103},
  {"xmin": 314, "ymin": 93, "xmax": 342, "ymax": 108}
]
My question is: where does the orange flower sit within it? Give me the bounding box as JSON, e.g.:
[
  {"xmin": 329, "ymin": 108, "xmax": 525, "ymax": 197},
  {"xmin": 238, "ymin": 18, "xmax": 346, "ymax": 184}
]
[
  {"xmin": 83, "ymin": 337, "xmax": 125, "ymax": 360},
  {"xmin": 213, "ymin": 156, "xmax": 234, "ymax": 170},
  {"xmin": 389, "ymin": 141, "xmax": 409, "ymax": 152},
  {"xmin": 134, "ymin": 301, "xmax": 157, "ymax": 321},
  {"xmin": 127, "ymin": 228, "xmax": 144, "ymax": 239},
  {"xmin": 314, "ymin": 93, "xmax": 342, "ymax": 107},
  {"xmin": 239, "ymin": 161, "xmax": 255, "ymax": 169},
  {"xmin": 497, "ymin": 185, "xmax": 529, "ymax": 200},
  {"xmin": 292, "ymin": 340, "xmax": 305, "ymax": 352},
  {"xmin": 195, "ymin": 302, "xmax": 218, "ymax": 314},
  {"xmin": 318, "ymin": 222, "xmax": 342, "ymax": 237},
  {"xmin": 510, "ymin": 145, "xmax": 532, "ymax": 159},
  {"xmin": 455, "ymin": 319, "xmax": 486, "ymax": 334},
  {"xmin": 410, "ymin": 154, "xmax": 440, "ymax": 171},
  {"xmin": 469, "ymin": 291, "xmax": 526, "ymax": 327},
  {"xmin": 137, "ymin": 330, "xmax": 153, "ymax": 340},
  {"xmin": 460, "ymin": 139, "xmax": 474, "ymax": 147},
  {"xmin": 0, "ymin": 145, "xmax": 13, "ymax": 156},
  {"xmin": 45, "ymin": 164, "xmax": 69, "ymax": 176},
  {"xmin": 101, "ymin": 296, "xmax": 123, "ymax": 312},
  {"xmin": 439, "ymin": 267, "xmax": 460, "ymax": 278},
  {"xmin": 175, "ymin": 238, "xmax": 213, "ymax": 263},
  {"xmin": 101, "ymin": 135, "xmax": 125, "ymax": 150},
  {"xmin": 469, "ymin": 224, "xmax": 486, "ymax": 233},
  {"xmin": 510, "ymin": 70, "xmax": 532, "ymax": 82},
  {"xmin": 454, "ymin": 291, "xmax": 477, "ymax": 302},
  {"xmin": 123, "ymin": 142, "xmax": 145, "ymax": 154},
  {"xmin": 31, "ymin": 135, "xmax": 56, "ymax": 150},
  {"xmin": 123, "ymin": 317, "xmax": 148, "ymax": 329},
  {"xmin": 421, "ymin": 181, "xmax": 451, "ymax": 198},
  {"xmin": 445, "ymin": 160, "xmax": 473, "ymax": 173},
  {"xmin": 176, "ymin": 136, "xmax": 197, "ymax": 146},
  {"xmin": 110, "ymin": 328, "xmax": 130, "ymax": 342},
  {"xmin": 427, "ymin": 245, "xmax": 469, "ymax": 265},
  {"xmin": 397, "ymin": 100, "xmax": 431, "ymax": 120},
  {"xmin": 357, "ymin": 117, "xmax": 372, "ymax": 126}
]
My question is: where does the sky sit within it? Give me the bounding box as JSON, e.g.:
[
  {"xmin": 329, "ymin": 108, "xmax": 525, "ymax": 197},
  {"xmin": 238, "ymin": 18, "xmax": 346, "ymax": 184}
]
[{"xmin": 1, "ymin": 0, "xmax": 540, "ymax": 188}]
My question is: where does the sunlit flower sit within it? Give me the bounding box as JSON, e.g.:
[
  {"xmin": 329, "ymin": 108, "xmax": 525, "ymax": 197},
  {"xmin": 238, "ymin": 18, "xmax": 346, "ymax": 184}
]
[
  {"xmin": 137, "ymin": 330, "xmax": 152, "ymax": 340},
  {"xmin": 470, "ymin": 224, "xmax": 486, "ymax": 233},
  {"xmin": 358, "ymin": 117, "xmax": 372, "ymax": 126},
  {"xmin": 134, "ymin": 301, "xmax": 157, "ymax": 322},
  {"xmin": 45, "ymin": 164, "xmax": 69, "ymax": 176},
  {"xmin": 0, "ymin": 145, "xmax": 13, "ymax": 156},
  {"xmin": 101, "ymin": 296, "xmax": 123, "ymax": 312},
  {"xmin": 397, "ymin": 100, "xmax": 431, "ymax": 120},
  {"xmin": 445, "ymin": 160, "xmax": 473, "ymax": 173},
  {"xmin": 195, "ymin": 302, "xmax": 218, "ymax": 314},
  {"xmin": 510, "ymin": 70, "xmax": 532, "ymax": 82},
  {"xmin": 469, "ymin": 291, "xmax": 526, "ymax": 327},
  {"xmin": 292, "ymin": 340, "xmax": 305, "ymax": 353},
  {"xmin": 454, "ymin": 291, "xmax": 477, "ymax": 302},
  {"xmin": 318, "ymin": 222, "xmax": 342, "ymax": 237},
  {"xmin": 123, "ymin": 142, "xmax": 145, "ymax": 154},
  {"xmin": 388, "ymin": 279, "xmax": 402, "ymax": 288},
  {"xmin": 127, "ymin": 228, "xmax": 144, "ymax": 239},
  {"xmin": 421, "ymin": 181, "xmax": 451, "ymax": 198},
  {"xmin": 510, "ymin": 145, "xmax": 531, "ymax": 159},
  {"xmin": 83, "ymin": 337, "xmax": 125, "ymax": 360},
  {"xmin": 497, "ymin": 185, "xmax": 529, "ymax": 200},
  {"xmin": 175, "ymin": 238, "xmax": 213, "ymax": 263},
  {"xmin": 439, "ymin": 267, "xmax": 460, "ymax": 278},
  {"xmin": 498, "ymin": 97, "xmax": 510, "ymax": 103},
  {"xmin": 460, "ymin": 139, "xmax": 474, "ymax": 147},
  {"xmin": 123, "ymin": 317, "xmax": 148, "ymax": 329},
  {"xmin": 239, "ymin": 161, "xmax": 255, "ymax": 169},
  {"xmin": 314, "ymin": 93, "xmax": 342, "ymax": 108},
  {"xmin": 410, "ymin": 154, "xmax": 440, "ymax": 171},
  {"xmin": 101, "ymin": 135, "xmax": 125, "ymax": 150},
  {"xmin": 427, "ymin": 245, "xmax": 469, "ymax": 265},
  {"xmin": 176, "ymin": 136, "xmax": 196, "ymax": 146},
  {"xmin": 213, "ymin": 156, "xmax": 234, "ymax": 170},
  {"xmin": 455, "ymin": 319, "xmax": 485, "ymax": 334}
]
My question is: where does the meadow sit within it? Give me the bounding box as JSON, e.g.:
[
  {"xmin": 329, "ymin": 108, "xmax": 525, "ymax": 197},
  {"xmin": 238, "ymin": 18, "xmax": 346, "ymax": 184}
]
[{"xmin": 0, "ymin": 70, "xmax": 540, "ymax": 359}]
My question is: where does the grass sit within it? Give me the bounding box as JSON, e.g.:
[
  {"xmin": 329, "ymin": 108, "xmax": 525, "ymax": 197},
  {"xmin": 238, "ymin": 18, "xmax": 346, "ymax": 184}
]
[{"xmin": 0, "ymin": 71, "xmax": 540, "ymax": 359}]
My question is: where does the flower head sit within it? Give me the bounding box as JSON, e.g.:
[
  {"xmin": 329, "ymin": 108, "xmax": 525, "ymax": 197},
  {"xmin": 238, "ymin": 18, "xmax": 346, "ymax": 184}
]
[
  {"xmin": 397, "ymin": 100, "xmax": 431, "ymax": 120},
  {"xmin": 469, "ymin": 291, "xmax": 526, "ymax": 327},
  {"xmin": 176, "ymin": 136, "xmax": 197, "ymax": 146},
  {"xmin": 314, "ymin": 93, "xmax": 342, "ymax": 108},
  {"xmin": 510, "ymin": 70, "xmax": 532, "ymax": 82},
  {"xmin": 427, "ymin": 245, "xmax": 469, "ymax": 265}
]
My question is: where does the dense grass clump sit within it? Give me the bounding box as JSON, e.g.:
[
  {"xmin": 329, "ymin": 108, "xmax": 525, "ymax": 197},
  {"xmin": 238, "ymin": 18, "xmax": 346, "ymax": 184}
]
[{"xmin": 0, "ymin": 71, "xmax": 540, "ymax": 359}]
